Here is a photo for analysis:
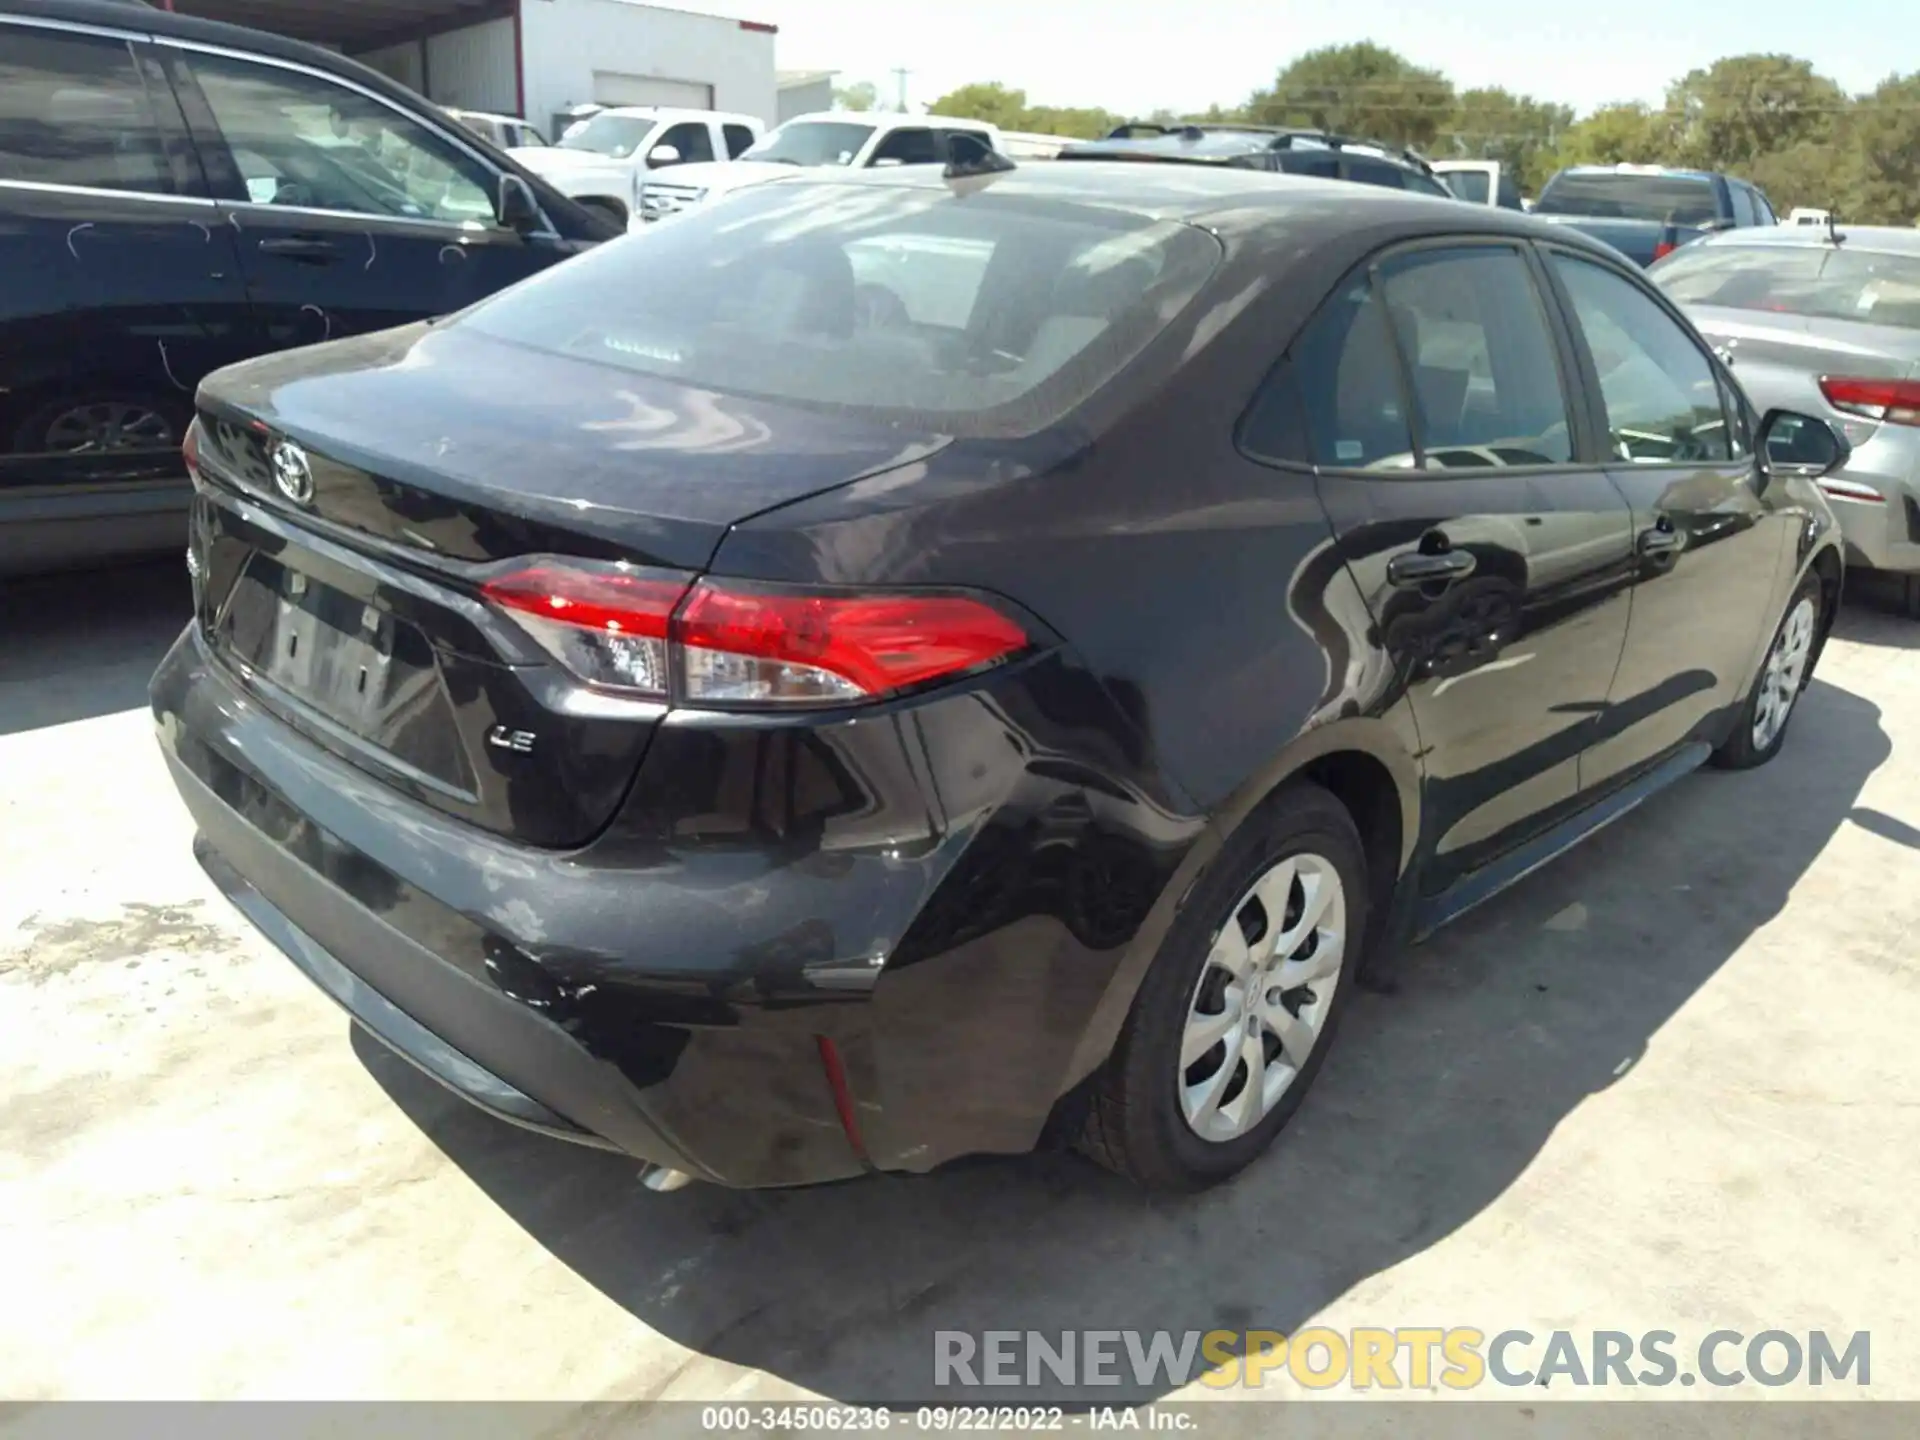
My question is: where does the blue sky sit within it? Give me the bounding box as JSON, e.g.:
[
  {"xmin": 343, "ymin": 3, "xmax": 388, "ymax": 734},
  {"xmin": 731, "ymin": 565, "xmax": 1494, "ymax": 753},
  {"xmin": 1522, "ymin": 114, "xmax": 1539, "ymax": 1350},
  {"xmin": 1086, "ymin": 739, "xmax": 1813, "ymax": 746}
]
[{"xmin": 739, "ymin": 0, "xmax": 1911, "ymax": 120}]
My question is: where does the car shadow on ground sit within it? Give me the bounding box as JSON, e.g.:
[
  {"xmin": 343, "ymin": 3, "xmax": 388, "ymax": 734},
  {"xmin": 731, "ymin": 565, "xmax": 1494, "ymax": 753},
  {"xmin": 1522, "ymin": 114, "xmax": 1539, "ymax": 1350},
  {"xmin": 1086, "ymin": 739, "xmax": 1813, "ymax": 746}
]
[
  {"xmin": 1833, "ymin": 580, "xmax": 1920, "ymax": 650},
  {"xmin": 357, "ymin": 668, "xmax": 1892, "ymax": 1406},
  {"xmin": 0, "ymin": 560, "xmax": 189, "ymax": 736}
]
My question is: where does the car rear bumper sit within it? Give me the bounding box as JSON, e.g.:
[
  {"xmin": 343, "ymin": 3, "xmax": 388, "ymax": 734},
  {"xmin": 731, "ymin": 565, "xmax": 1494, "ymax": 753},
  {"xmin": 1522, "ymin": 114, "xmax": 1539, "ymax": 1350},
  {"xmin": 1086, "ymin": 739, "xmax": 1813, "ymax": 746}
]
[
  {"xmin": 152, "ymin": 622, "xmax": 1198, "ymax": 1186},
  {"xmin": 1821, "ymin": 474, "xmax": 1920, "ymax": 574}
]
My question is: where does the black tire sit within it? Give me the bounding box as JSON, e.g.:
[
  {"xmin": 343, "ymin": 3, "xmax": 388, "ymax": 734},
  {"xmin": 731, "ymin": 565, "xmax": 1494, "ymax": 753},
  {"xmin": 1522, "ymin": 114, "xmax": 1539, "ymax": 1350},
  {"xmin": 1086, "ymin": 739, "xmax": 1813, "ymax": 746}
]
[
  {"xmin": 1079, "ymin": 782, "xmax": 1369, "ymax": 1191},
  {"xmin": 1896, "ymin": 573, "xmax": 1920, "ymax": 621},
  {"xmin": 1712, "ymin": 575, "xmax": 1823, "ymax": 770}
]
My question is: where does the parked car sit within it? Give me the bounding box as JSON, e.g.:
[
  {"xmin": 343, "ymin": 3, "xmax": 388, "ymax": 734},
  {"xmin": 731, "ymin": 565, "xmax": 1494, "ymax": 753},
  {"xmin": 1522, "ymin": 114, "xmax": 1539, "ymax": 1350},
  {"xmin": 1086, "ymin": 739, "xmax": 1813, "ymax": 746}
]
[
  {"xmin": 1532, "ymin": 163, "xmax": 1778, "ymax": 267},
  {"xmin": 444, "ymin": 107, "xmax": 549, "ymax": 151},
  {"xmin": 1654, "ymin": 224, "xmax": 1920, "ymax": 613},
  {"xmin": 154, "ymin": 158, "xmax": 1848, "ymax": 1194},
  {"xmin": 0, "ymin": 0, "xmax": 618, "ymax": 579},
  {"xmin": 1060, "ymin": 124, "xmax": 1456, "ymax": 199},
  {"xmin": 633, "ymin": 111, "xmax": 1001, "ymax": 225},
  {"xmin": 1788, "ymin": 207, "xmax": 1833, "ymax": 228},
  {"xmin": 1432, "ymin": 158, "xmax": 1525, "ymax": 210},
  {"xmin": 511, "ymin": 105, "xmax": 764, "ymax": 226}
]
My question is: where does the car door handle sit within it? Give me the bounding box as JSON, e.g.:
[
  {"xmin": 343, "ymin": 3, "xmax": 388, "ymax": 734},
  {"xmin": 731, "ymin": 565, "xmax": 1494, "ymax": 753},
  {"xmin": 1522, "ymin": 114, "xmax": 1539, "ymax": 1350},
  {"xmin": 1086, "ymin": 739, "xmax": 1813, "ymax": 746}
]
[
  {"xmin": 256, "ymin": 237, "xmax": 338, "ymax": 261},
  {"xmin": 1638, "ymin": 522, "xmax": 1682, "ymax": 556},
  {"xmin": 1386, "ymin": 548, "xmax": 1477, "ymax": 587}
]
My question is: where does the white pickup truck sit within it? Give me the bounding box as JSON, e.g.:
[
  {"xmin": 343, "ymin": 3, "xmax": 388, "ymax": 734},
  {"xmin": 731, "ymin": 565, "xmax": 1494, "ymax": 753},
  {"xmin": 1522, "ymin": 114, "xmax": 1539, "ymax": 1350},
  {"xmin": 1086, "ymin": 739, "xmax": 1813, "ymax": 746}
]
[
  {"xmin": 634, "ymin": 111, "xmax": 1003, "ymax": 226},
  {"xmin": 510, "ymin": 106, "xmax": 766, "ymax": 225}
]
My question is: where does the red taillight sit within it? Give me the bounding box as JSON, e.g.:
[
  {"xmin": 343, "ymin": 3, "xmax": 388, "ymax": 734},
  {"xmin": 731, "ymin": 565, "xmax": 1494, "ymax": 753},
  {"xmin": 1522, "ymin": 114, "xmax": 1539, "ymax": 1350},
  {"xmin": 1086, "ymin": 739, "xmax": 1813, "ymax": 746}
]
[
  {"xmin": 1819, "ymin": 376, "xmax": 1920, "ymax": 427},
  {"xmin": 675, "ymin": 581, "xmax": 1028, "ymax": 706},
  {"xmin": 480, "ymin": 560, "xmax": 1030, "ymax": 708},
  {"xmin": 482, "ymin": 562, "xmax": 691, "ymax": 698},
  {"xmin": 1651, "ymin": 240, "xmax": 1677, "ymax": 260},
  {"xmin": 181, "ymin": 417, "xmax": 201, "ymax": 480}
]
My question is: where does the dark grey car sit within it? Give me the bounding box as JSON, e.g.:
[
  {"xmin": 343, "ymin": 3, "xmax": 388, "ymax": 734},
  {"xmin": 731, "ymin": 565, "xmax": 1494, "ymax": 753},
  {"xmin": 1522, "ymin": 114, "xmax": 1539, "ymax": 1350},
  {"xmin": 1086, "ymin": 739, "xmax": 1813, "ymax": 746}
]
[{"xmin": 1653, "ymin": 226, "xmax": 1920, "ymax": 613}]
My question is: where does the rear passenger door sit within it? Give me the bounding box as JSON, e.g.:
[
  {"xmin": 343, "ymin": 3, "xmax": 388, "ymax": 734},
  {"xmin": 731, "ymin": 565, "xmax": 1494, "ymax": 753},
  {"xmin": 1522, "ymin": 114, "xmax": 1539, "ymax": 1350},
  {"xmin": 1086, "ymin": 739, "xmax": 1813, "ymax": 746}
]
[
  {"xmin": 0, "ymin": 21, "xmax": 249, "ymax": 488},
  {"xmin": 1246, "ymin": 239, "xmax": 1636, "ymax": 890},
  {"xmin": 1541, "ymin": 248, "xmax": 1789, "ymax": 790}
]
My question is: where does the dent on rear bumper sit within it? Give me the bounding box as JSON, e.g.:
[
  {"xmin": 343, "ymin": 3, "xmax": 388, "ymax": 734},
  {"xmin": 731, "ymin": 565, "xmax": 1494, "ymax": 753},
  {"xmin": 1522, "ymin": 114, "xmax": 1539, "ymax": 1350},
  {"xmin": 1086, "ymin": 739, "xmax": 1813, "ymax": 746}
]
[{"xmin": 152, "ymin": 623, "xmax": 1202, "ymax": 1184}]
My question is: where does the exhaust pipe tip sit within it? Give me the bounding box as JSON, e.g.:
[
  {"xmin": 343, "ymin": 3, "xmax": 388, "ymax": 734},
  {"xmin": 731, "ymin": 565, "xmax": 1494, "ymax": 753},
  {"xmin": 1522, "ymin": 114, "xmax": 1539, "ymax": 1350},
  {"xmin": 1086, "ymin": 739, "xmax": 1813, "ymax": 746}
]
[{"xmin": 640, "ymin": 1163, "xmax": 694, "ymax": 1193}]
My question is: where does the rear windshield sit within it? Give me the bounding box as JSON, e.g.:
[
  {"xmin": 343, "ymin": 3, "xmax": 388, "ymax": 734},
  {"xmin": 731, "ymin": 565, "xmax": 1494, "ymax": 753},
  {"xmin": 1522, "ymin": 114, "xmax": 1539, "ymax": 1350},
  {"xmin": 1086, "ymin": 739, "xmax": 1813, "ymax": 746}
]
[
  {"xmin": 1655, "ymin": 244, "xmax": 1920, "ymax": 330},
  {"xmin": 1537, "ymin": 172, "xmax": 1720, "ymax": 225},
  {"xmin": 458, "ymin": 180, "xmax": 1221, "ymax": 435},
  {"xmin": 1443, "ymin": 170, "xmax": 1490, "ymax": 204}
]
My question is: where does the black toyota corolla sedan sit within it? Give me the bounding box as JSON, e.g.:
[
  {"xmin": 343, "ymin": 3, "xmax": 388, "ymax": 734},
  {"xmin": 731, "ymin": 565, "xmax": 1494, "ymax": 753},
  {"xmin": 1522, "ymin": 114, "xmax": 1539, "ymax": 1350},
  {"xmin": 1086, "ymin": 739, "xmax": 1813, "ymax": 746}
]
[{"xmin": 153, "ymin": 160, "xmax": 1849, "ymax": 1192}]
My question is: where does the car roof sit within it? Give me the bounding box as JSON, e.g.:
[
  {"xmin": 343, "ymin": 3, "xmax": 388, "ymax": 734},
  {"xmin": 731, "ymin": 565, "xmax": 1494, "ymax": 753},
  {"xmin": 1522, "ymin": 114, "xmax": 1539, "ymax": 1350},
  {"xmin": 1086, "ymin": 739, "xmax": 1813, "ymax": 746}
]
[
  {"xmin": 1063, "ymin": 132, "xmax": 1283, "ymax": 163},
  {"xmin": 1557, "ymin": 164, "xmax": 1722, "ymax": 182},
  {"xmin": 756, "ymin": 158, "xmax": 1610, "ymax": 243},
  {"xmin": 1684, "ymin": 225, "xmax": 1920, "ymax": 257},
  {"xmin": 596, "ymin": 105, "xmax": 758, "ymax": 123},
  {"xmin": 784, "ymin": 111, "xmax": 995, "ymax": 133}
]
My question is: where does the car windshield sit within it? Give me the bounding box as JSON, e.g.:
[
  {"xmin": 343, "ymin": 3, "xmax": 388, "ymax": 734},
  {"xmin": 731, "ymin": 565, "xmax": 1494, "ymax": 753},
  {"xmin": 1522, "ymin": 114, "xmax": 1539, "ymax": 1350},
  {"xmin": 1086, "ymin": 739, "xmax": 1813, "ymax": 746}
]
[
  {"xmin": 558, "ymin": 113, "xmax": 657, "ymax": 157},
  {"xmin": 743, "ymin": 121, "xmax": 876, "ymax": 167},
  {"xmin": 1535, "ymin": 172, "xmax": 1720, "ymax": 225},
  {"xmin": 1443, "ymin": 170, "xmax": 1491, "ymax": 204},
  {"xmin": 458, "ymin": 181, "xmax": 1221, "ymax": 435},
  {"xmin": 1655, "ymin": 244, "xmax": 1920, "ymax": 330}
]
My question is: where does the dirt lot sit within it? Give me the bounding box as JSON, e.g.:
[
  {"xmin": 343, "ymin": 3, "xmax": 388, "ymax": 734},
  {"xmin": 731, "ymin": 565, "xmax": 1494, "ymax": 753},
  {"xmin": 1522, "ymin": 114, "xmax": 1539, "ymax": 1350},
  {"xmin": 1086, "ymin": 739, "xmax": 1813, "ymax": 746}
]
[{"xmin": 4, "ymin": 560, "xmax": 1918, "ymax": 1409}]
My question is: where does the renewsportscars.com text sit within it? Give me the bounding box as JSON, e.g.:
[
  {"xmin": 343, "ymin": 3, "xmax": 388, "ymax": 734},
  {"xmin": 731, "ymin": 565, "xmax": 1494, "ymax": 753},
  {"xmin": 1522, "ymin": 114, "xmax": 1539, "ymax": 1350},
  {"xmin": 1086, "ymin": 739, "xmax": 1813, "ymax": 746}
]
[{"xmin": 933, "ymin": 1328, "xmax": 1871, "ymax": 1390}]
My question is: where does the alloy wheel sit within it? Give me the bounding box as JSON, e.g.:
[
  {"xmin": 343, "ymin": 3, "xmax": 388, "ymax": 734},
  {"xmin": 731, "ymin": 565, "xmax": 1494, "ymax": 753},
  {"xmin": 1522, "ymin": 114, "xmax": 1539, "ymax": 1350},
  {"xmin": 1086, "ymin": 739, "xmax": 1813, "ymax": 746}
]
[
  {"xmin": 1179, "ymin": 852, "xmax": 1346, "ymax": 1143},
  {"xmin": 42, "ymin": 402, "xmax": 175, "ymax": 454},
  {"xmin": 1751, "ymin": 596, "xmax": 1817, "ymax": 751}
]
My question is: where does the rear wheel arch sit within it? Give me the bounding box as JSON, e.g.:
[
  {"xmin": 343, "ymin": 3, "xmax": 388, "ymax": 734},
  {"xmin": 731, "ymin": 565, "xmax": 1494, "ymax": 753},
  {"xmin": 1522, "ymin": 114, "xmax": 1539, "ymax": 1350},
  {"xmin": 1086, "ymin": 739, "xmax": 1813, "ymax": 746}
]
[{"xmin": 1058, "ymin": 723, "xmax": 1421, "ymax": 1092}]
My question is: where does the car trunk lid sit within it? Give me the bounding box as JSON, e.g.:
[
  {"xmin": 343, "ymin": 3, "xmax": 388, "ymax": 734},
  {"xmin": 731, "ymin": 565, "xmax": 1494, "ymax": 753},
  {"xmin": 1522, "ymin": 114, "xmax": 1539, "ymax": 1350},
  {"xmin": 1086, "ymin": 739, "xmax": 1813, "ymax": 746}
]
[{"xmin": 189, "ymin": 323, "xmax": 949, "ymax": 848}]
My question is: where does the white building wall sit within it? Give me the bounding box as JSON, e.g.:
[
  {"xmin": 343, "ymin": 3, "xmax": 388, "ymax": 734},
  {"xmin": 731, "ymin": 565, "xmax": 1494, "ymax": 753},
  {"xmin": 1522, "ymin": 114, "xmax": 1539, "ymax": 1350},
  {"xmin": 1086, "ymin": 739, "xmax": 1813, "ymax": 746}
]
[
  {"xmin": 424, "ymin": 18, "xmax": 518, "ymax": 114},
  {"xmin": 776, "ymin": 77, "xmax": 832, "ymax": 124},
  {"xmin": 518, "ymin": 0, "xmax": 778, "ymax": 135}
]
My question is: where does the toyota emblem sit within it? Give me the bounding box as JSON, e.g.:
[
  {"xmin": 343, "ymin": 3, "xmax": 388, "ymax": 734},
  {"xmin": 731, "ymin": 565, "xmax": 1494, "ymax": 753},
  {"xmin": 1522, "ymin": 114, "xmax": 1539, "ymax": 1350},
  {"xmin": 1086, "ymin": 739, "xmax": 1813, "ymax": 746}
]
[{"xmin": 269, "ymin": 438, "xmax": 314, "ymax": 505}]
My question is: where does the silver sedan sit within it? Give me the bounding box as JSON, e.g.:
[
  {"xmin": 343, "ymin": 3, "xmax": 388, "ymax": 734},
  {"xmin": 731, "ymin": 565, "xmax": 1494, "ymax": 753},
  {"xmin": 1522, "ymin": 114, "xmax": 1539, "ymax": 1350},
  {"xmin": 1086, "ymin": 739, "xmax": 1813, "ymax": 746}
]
[{"xmin": 1653, "ymin": 225, "xmax": 1920, "ymax": 615}]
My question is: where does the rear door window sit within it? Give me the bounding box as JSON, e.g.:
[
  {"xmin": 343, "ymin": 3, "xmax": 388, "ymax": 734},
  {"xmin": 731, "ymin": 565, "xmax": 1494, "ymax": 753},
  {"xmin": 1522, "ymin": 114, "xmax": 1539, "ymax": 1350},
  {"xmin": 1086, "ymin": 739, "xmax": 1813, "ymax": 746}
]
[
  {"xmin": 1254, "ymin": 274, "xmax": 1416, "ymax": 469},
  {"xmin": 1378, "ymin": 246, "xmax": 1575, "ymax": 467},
  {"xmin": 1729, "ymin": 185, "xmax": 1756, "ymax": 226},
  {"xmin": 723, "ymin": 123, "xmax": 757, "ymax": 158},
  {"xmin": 0, "ymin": 29, "xmax": 179, "ymax": 195}
]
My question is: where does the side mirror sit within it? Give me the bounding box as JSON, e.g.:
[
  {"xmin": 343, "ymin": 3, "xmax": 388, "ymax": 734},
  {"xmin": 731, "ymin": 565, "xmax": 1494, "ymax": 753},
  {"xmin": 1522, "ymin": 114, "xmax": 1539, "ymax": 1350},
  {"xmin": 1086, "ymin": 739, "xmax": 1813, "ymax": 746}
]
[
  {"xmin": 495, "ymin": 174, "xmax": 541, "ymax": 234},
  {"xmin": 646, "ymin": 144, "xmax": 681, "ymax": 169},
  {"xmin": 1758, "ymin": 409, "xmax": 1850, "ymax": 479}
]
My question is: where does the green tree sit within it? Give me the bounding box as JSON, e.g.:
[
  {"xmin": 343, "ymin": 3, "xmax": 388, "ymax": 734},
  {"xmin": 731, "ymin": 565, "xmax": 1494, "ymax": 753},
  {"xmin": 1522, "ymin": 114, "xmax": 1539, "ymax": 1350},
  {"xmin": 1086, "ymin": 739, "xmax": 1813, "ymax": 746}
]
[
  {"xmin": 1744, "ymin": 141, "xmax": 1857, "ymax": 217},
  {"xmin": 925, "ymin": 81, "xmax": 1032, "ymax": 130},
  {"xmin": 832, "ymin": 80, "xmax": 878, "ymax": 113},
  {"xmin": 1845, "ymin": 72, "xmax": 1920, "ymax": 225},
  {"xmin": 1246, "ymin": 43, "xmax": 1454, "ymax": 148},
  {"xmin": 1664, "ymin": 54, "xmax": 1846, "ymax": 172},
  {"xmin": 1547, "ymin": 102, "xmax": 1668, "ymax": 171},
  {"xmin": 1443, "ymin": 87, "xmax": 1574, "ymax": 190},
  {"xmin": 1023, "ymin": 105, "xmax": 1122, "ymax": 140}
]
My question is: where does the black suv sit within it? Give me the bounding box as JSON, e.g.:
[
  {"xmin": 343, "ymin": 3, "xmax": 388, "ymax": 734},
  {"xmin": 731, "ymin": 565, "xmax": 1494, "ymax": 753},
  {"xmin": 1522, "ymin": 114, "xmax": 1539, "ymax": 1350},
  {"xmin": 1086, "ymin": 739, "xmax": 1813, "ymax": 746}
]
[
  {"xmin": 1061, "ymin": 123, "xmax": 1457, "ymax": 199},
  {"xmin": 0, "ymin": 0, "xmax": 616, "ymax": 577}
]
